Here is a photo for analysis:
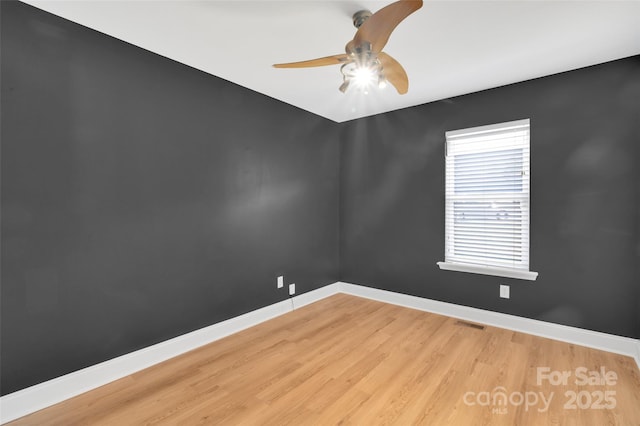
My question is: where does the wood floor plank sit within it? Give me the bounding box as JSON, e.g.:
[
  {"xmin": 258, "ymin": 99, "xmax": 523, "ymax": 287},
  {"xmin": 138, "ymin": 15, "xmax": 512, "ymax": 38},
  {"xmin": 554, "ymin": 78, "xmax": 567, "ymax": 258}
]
[{"xmin": 7, "ymin": 293, "xmax": 640, "ymax": 425}]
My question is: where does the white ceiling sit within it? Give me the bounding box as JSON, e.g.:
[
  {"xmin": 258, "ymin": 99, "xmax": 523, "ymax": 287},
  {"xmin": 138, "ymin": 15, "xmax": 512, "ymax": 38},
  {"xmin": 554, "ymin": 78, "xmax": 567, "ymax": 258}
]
[{"xmin": 22, "ymin": 0, "xmax": 640, "ymax": 123}]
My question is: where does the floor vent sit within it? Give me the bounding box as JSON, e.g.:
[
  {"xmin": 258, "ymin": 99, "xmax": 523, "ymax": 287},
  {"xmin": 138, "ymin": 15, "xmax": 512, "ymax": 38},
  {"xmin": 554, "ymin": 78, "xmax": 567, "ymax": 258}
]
[{"xmin": 455, "ymin": 320, "xmax": 486, "ymax": 330}]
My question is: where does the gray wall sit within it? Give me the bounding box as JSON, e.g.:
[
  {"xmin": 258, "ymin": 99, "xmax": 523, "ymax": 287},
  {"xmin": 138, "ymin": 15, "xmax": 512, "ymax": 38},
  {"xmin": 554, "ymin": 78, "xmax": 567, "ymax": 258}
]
[
  {"xmin": 1, "ymin": 1, "xmax": 340, "ymax": 395},
  {"xmin": 340, "ymin": 55, "xmax": 640, "ymax": 339}
]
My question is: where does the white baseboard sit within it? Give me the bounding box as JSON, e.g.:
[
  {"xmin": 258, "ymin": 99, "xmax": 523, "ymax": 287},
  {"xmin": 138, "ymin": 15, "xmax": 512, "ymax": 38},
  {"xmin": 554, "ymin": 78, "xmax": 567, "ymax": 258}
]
[
  {"xmin": 2, "ymin": 280, "xmax": 638, "ymax": 424},
  {"xmin": 0, "ymin": 283, "xmax": 339, "ymax": 424},
  {"xmin": 336, "ymin": 282, "xmax": 640, "ymax": 371}
]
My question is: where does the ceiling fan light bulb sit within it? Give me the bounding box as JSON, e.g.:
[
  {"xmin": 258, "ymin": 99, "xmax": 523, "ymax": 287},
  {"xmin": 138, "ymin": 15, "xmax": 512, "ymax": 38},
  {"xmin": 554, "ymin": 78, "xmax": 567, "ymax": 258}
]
[
  {"xmin": 339, "ymin": 79, "xmax": 350, "ymax": 93},
  {"xmin": 352, "ymin": 66, "xmax": 376, "ymax": 87},
  {"xmin": 378, "ymin": 76, "xmax": 388, "ymax": 89}
]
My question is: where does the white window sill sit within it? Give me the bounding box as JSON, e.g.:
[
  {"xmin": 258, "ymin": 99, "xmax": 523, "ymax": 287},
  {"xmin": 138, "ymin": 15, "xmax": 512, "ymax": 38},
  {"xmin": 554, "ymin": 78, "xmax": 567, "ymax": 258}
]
[{"xmin": 437, "ymin": 262, "xmax": 538, "ymax": 281}]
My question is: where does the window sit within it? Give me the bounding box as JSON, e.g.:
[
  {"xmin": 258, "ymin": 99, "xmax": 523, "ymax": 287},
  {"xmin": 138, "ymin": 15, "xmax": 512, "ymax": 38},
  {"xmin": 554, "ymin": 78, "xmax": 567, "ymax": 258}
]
[{"xmin": 437, "ymin": 119, "xmax": 538, "ymax": 280}]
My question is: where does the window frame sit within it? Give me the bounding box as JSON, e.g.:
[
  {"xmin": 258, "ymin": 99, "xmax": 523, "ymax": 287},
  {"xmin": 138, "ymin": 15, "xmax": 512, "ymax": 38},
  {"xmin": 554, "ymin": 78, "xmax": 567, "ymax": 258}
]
[{"xmin": 437, "ymin": 119, "xmax": 538, "ymax": 281}]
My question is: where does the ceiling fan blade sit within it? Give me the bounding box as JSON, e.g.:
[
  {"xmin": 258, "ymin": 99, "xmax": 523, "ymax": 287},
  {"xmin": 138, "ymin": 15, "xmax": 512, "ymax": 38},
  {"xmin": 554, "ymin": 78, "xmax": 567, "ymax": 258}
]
[
  {"xmin": 352, "ymin": 0, "xmax": 423, "ymax": 53},
  {"xmin": 378, "ymin": 52, "xmax": 409, "ymax": 94},
  {"xmin": 273, "ymin": 54, "xmax": 349, "ymax": 68}
]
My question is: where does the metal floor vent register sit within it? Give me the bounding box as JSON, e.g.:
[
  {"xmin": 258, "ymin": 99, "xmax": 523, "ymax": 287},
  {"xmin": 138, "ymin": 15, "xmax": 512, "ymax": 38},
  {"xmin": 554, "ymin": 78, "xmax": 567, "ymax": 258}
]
[{"xmin": 455, "ymin": 320, "xmax": 486, "ymax": 330}]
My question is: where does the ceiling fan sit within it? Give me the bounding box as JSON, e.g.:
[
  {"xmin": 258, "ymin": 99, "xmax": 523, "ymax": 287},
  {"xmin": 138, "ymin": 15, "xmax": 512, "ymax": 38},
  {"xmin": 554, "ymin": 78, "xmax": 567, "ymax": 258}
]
[{"xmin": 273, "ymin": 0, "xmax": 423, "ymax": 95}]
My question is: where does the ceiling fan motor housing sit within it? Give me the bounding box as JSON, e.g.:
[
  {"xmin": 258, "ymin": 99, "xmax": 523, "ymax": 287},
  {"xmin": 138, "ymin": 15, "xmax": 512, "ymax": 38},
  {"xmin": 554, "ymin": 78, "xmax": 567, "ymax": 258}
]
[{"xmin": 352, "ymin": 10, "xmax": 372, "ymax": 28}]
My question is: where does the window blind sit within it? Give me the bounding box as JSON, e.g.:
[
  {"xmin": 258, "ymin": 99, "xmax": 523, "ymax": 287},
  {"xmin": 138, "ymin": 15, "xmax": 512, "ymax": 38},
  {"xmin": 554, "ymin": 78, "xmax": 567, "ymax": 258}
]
[{"xmin": 439, "ymin": 119, "xmax": 536, "ymax": 279}]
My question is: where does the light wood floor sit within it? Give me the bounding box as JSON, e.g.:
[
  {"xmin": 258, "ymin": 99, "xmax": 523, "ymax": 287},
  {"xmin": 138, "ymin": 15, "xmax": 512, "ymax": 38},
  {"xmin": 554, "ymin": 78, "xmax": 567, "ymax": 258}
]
[{"xmin": 9, "ymin": 294, "xmax": 640, "ymax": 425}]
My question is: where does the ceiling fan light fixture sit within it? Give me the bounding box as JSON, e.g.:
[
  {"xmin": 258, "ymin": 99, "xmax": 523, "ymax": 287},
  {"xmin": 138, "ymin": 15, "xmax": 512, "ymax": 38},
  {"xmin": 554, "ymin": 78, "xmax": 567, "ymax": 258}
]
[
  {"xmin": 339, "ymin": 79, "xmax": 350, "ymax": 93},
  {"xmin": 339, "ymin": 56, "xmax": 385, "ymax": 94},
  {"xmin": 378, "ymin": 75, "xmax": 388, "ymax": 89},
  {"xmin": 352, "ymin": 66, "xmax": 377, "ymax": 86}
]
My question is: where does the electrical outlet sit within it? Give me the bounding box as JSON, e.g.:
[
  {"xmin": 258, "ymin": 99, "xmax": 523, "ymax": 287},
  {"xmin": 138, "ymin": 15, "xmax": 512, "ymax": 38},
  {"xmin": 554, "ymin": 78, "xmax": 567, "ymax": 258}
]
[
  {"xmin": 277, "ymin": 276, "xmax": 284, "ymax": 289},
  {"xmin": 500, "ymin": 284, "xmax": 510, "ymax": 299},
  {"xmin": 289, "ymin": 283, "xmax": 296, "ymax": 296}
]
